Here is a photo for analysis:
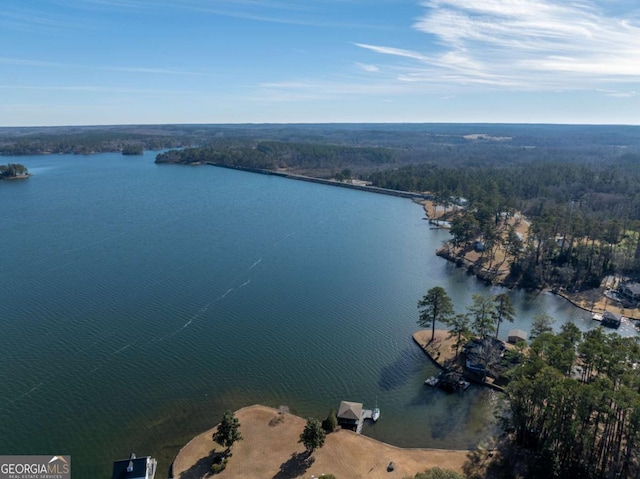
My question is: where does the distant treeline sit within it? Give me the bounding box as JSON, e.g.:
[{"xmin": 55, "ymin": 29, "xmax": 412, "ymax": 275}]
[
  {"xmin": 155, "ymin": 140, "xmax": 396, "ymax": 173},
  {"xmin": 0, "ymin": 128, "xmax": 192, "ymax": 156}
]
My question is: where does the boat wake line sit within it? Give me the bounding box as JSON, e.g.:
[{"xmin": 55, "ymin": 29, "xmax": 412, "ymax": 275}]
[{"xmin": 0, "ymin": 226, "xmax": 304, "ymax": 411}]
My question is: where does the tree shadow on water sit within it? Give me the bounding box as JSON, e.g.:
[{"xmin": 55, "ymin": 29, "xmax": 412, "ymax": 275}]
[
  {"xmin": 272, "ymin": 451, "xmax": 315, "ymax": 479},
  {"xmin": 178, "ymin": 448, "xmax": 224, "ymax": 479},
  {"xmin": 378, "ymin": 348, "xmax": 423, "ymax": 391}
]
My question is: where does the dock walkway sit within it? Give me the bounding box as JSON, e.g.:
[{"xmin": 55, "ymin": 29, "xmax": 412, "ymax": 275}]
[{"xmin": 355, "ymin": 409, "xmax": 373, "ymax": 434}]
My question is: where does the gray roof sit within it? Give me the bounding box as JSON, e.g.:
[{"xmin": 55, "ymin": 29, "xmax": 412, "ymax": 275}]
[
  {"xmin": 603, "ymin": 311, "xmax": 622, "ymax": 321},
  {"xmin": 112, "ymin": 454, "xmax": 156, "ymax": 479},
  {"xmin": 337, "ymin": 401, "xmax": 362, "ymax": 421},
  {"xmin": 508, "ymin": 329, "xmax": 528, "ymax": 339},
  {"xmin": 621, "ymin": 282, "xmax": 640, "ymax": 295}
]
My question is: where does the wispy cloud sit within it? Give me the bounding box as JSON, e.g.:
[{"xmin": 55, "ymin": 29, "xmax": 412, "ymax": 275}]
[
  {"xmin": 355, "ymin": 63, "xmax": 380, "ymax": 73},
  {"xmin": 355, "ymin": 0, "xmax": 640, "ymax": 91},
  {"xmin": 0, "ymin": 6, "xmax": 81, "ymax": 32},
  {"xmin": 257, "ymin": 77, "xmax": 423, "ymax": 102},
  {"xmin": 0, "ymin": 57, "xmax": 64, "ymax": 68},
  {"xmin": 597, "ymin": 89, "xmax": 638, "ymax": 98},
  {"xmin": 0, "ymin": 57, "xmax": 200, "ymax": 76},
  {"xmin": 355, "ymin": 43, "xmax": 427, "ymax": 61},
  {"xmin": 57, "ymin": 0, "xmax": 389, "ymax": 29},
  {"xmin": 99, "ymin": 66, "xmax": 201, "ymax": 75},
  {"xmin": 0, "ymin": 84, "xmax": 197, "ymax": 95}
]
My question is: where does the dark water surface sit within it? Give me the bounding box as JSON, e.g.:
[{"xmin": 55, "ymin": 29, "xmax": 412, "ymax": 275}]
[{"xmin": 1, "ymin": 152, "xmax": 632, "ymax": 477}]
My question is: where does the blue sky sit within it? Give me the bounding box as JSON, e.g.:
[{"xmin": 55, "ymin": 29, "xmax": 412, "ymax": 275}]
[{"xmin": 1, "ymin": 0, "xmax": 639, "ymax": 126}]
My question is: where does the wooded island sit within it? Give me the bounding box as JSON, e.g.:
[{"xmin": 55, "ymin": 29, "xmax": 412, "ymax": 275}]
[{"xmin": 0, "ymin": 163, "xmax": 29, "ymax": 179}]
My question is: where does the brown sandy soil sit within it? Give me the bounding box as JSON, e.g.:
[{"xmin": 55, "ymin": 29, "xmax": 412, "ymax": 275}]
[
  {"xmin": 422, "ymin": 199, "xmax": 640, "ymax": 320},
  {"xmin": 557, "ymin": 289, "xmax": 640, "ymax": 320},
  {"xmin": 421, "ymin": 200, "xmax": 529, "ymax": 280},
  {"xmin": 413, "ymin": 329, "xmax": 516, "ymax": 392},
  {"xmin": 172, "ymin": 405, "xmax": 470, "ymax": 479},
  {"xmin": 412, "ymin": 329, "xmax": 458, "ymax": 367}
]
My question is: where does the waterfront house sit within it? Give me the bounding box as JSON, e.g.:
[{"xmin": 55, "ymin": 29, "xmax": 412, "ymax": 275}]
[
  {"xmin": 507, "ymin": 329, "xmax": 528, "ymax": 344},
  {"xmin": 337, "ymin": 401, "xmax": 362, "ymax": 430},
  {"xmin": 112, "ymin": 453, "xmax": 157, "ymax": 479},
  {"xmin": 601, "ymin": 311, "xmax": 622, "ymax": 329},
  {"xmin": 462, "ymin": 337, "xmax": 506, "ymax": 379},
  {"xmin": 618, "ymin": 281, "xmax": 640, "ymax": 305}
]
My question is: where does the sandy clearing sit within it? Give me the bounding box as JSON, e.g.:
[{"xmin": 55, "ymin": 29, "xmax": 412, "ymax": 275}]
[{"xmin": 172, "ymin": 405, "xmax": 470, "ymax": 479}]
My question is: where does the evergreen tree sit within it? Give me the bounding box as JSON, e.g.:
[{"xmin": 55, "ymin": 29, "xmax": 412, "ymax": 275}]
[
  {"xmin": 299, "ymin": 418, "xmax": 326, "ymax": 454},
  {"xmin": 447, "ymin": 313, "xmax": 471, "ymax": 360},
  {"xmin": 467, "ymin": 294, "xmax": 496, "ymax": 339},
  {"xmin": 321, "ymin": 408, "xmax": 338, "ymax": 433},
  {"xmin": 213, "ymin": 411, "xmax": 243, "ymax": 453},
  {"xmin": 493, "ymin": 293, "xmax": 515, "ymax": 338},
  {"xmin": 417, "ymin": 286, "xmax": 455, "ymax": 342}
]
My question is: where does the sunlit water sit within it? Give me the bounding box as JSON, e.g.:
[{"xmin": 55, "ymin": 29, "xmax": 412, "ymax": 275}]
[{"xmin": 1, "ymin": 152, "xmax": 634, "ymax": 477}]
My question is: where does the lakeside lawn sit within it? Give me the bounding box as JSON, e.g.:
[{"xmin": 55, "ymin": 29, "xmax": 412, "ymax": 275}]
[{"xmin": 172, "ymin": 405, "xmax": 470, "ymax": 479}]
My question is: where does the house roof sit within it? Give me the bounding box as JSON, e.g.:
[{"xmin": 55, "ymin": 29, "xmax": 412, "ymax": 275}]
[
  {"xmin": 112, "ymin": 454, "xmax": 156, "ymax": 479},
  {"xmin": 337, "ymin": 401, "xmax": 362, "ymax": 421},
  {"xmin": 603, "ymin": 311, "xmax": 622, "ymax": 322},
  {"xmin": 621, "ymin": 282, "xmax": 640, "ymax": 295},
  {"xmin": 508, "ymin": 329, "xmax": 528, "ymax": 340}
]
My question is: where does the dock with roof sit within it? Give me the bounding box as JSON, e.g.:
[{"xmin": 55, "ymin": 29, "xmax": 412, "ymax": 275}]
[{"xmin": 336, "ymin": 400, "xmax": 373, "ymax": 434}]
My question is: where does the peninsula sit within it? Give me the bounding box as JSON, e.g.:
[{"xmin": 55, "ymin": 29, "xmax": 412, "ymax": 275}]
[{"xmin": 172, "ymin": 405, "xmax": 470, "ymax": 479}]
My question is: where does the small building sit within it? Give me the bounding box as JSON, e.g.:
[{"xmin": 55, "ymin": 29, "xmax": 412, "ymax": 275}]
[
  {"xmin": 618, "ymin": 282, "xmax": 640, "ymax": 304},
  {"xmin": 337, "ymin": 401, "xmax": 362, "ymax": 430},
  {"xmin": 462, "ymin": 337, "xmax": 505, "ymax": 379},
  {"xmin": 601, "ymin": 311, "xmax": 622, "ymax": 329},
  {"xmin": 112, "ymin": 453, "xmax": 157, "ymax": 479},
  {"xmin": 465, "ymin": 359, "xmax": 487, "ymax": 376},
  {"xmin": 451, "ymin": 196, "xmax": 469, "ymax": 207},
  {"xmin": 507, "ymin": 329, "xmax": 528, "ymax": 344}
]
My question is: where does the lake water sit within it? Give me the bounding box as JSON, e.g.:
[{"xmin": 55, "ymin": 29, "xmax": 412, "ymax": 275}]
[{"xmin": 1, "ymin": 152, "xmax": 634, "ymax": 478}]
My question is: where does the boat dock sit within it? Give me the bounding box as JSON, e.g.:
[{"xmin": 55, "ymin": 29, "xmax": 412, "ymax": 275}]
[{"xmin": 356, "ymin": 409, "xmax": 373, "ymax": 434}]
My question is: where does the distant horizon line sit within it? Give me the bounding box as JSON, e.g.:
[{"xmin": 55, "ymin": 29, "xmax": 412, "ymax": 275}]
[{"xmin": 1, "ymin": 121, "xmax": 640, "ymax": 129}]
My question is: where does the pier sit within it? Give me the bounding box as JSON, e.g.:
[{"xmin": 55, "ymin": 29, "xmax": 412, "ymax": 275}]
[{"xmin": 356, "ymin": 409, "xmax": 373, "ymax": 434}]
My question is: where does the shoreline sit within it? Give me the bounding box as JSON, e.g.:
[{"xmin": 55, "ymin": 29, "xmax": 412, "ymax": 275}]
[
  {"xmin": 199, "ymin": 161, "xmax": 433, "ymax": 201},
  {"xmin": 0, "ymin": 173, "xmax": 30, "ymax": 180},
  {"xmin": 422, "ymin": 199, "xmax": 640, "ymax": 323},
  {"xmin": 172, "ymin": 404, "xmax": 471, "ymax": 479}
]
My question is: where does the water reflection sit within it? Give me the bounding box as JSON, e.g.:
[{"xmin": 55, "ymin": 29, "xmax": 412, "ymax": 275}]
[{"xmin": 378, "ymin": 347, "xmax": 425, "ymax": 391}]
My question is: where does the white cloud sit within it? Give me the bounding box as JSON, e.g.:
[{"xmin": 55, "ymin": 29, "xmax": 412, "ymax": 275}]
[
  {"xmin": 355, "ymin": 63, "xmax": 380, "ymax": 73},
  {"xmin": 597, "ymin": 89, "xmax": 638, "ymax": 98},
  {"xmin": 356, "ymin": 0, "xmax": 640, "ymax": 91},
  {"xmin": 355, "ymin": 43, "xmax": 427, "ymax": 61}
]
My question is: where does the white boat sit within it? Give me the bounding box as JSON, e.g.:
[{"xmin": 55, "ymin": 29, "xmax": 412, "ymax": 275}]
[
  {"xmin": 424, "ymin": 375, "xmax": 440, "ymax": 387},
  {"xmin": 371, "ymin": 397, "xmax": 380, "ymax": 422},
  {"xmin": 371, "ymin": 407, "xmax": 380, "ymax": 422},
  {"xmin": 458, "ymin": 380, "xmax": 471, "ymax": 391}
]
